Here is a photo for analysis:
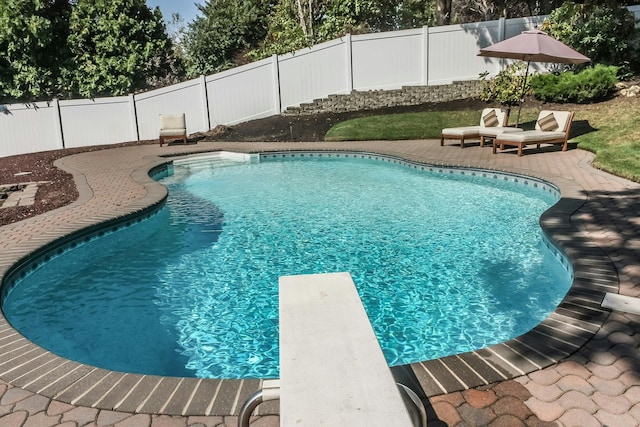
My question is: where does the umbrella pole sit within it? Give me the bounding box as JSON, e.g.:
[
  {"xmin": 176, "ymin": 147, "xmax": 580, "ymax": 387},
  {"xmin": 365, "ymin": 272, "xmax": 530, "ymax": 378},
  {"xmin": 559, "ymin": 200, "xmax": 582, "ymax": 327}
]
[{"xmin": 515, "ymin": 59, "xmax": 531, "ymax": 127}]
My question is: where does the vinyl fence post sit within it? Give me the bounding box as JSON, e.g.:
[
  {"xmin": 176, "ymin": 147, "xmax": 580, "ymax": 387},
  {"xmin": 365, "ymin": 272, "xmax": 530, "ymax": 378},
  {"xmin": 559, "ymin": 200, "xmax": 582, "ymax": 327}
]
[
  {"xmin": 272, "ymin": 54, "xmax": 282, "ymax": 113},
  {"xmin": 128, "ymin": 94, "xmax": 139, "ymax": 142},
  {"xmin": 498, "ymin": 17, "xmax": 506, "ymax": 41},
  {"xmin": 422, "ymin": 26, "xmax": 429, "ymax": 86},
  {"xmin": 345, "ymin": 33, "xmax": 353, "ymax": 93},
  {"xmin": 200, "ymin": 75, "xmax": 211, "ymax": 131},
  {"xmin": 53, "ymin": 98, "xmax": 65, "ymax": 149}
]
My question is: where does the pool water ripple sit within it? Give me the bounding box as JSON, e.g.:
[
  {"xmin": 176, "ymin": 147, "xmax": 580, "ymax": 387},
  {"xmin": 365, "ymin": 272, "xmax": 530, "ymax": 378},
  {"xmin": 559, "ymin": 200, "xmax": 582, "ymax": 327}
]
[{"xmin": 3, "ymin": 156, "xmax": 572, "ymax": 379}]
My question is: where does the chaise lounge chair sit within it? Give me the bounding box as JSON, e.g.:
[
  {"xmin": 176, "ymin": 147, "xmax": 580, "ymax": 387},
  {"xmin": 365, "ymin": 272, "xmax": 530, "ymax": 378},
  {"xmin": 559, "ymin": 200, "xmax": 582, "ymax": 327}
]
[
  {"xmin": 159, "ymin": 113, "xmax": 188, "ymax": 146},
  {"xmin": 492, "ymin": 110, "xmax": 575, "ymax": 157},
  {"xmin": 440, "ymin": 108, "xmax": 522, "ymax": 148}
]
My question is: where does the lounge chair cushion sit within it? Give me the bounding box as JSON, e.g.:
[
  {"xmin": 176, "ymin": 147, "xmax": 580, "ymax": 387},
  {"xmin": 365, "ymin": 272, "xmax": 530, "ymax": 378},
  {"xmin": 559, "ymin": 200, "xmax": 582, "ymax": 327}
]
[
  {"xmin": 159, "ymin": 113, "xmax": 187, "ymax": 146},
  {"xmin": 441, "ymin": 108, "xmax": 510, "ymax": 136},
  {"xmin": 494, "ymin": 130, "xmax": 566, "ymax": 143},
  {"xmin": 493, "ymin": 110, "xmax": 575, "ymax": 156},
  {"xmin": 538, "ymin": 113, "xmax": 559, "ymax": 131},
  {"xmin": 160, "ymin": 128, "xmax": 186, "ymax": 136},
  {"xmin": 482, "ymin": 109, "xmax": 499, "ymax": 127},
  {"xmin": 441, "ymin": 107, "xmax": 513, "ymax": 148},
  {"xmin": 479, "ymin": 126, "xmax": 523, "ymax": 138},
  {"xmin": 160, "ymin": 114, "xmax": 186, "ymax": 135},
  {"xmin": 440, "ymin": 126, "xmax": 484, "ymax": 137},
  {"xmin": 535, "ymin": 110, "xmax": 572, "ymax": 132}
]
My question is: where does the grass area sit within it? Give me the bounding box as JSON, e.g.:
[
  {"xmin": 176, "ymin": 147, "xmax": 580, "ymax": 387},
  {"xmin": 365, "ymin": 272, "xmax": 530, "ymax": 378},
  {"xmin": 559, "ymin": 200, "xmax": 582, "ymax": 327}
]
[
  {"xmin": 568, "ymin": 101, "xmax": 640, "ymax": 182},
  {"xmin": 325, "ymin": 99, "xmax": 640, "ymax": 183},
  {"xmin": 324, "ymin": 110, "xmax": 481, "ymax": 141}
]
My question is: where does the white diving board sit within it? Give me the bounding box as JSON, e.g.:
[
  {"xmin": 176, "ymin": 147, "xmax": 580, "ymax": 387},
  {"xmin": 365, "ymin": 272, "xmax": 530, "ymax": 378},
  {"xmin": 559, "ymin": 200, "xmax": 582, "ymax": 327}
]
[
  {"xmin": 602, "ymin": 292, "xmax": 640, "ymax": 315},
  {"xmin": 278, "ymin": 272, "xmax": 415, "ymax": 427}
]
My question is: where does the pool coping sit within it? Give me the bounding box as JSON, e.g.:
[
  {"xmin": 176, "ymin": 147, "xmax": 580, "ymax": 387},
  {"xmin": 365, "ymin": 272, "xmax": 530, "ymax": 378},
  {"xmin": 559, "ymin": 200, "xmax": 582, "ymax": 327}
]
[{"xmin": 0, "ymin": 146, "xmax": 615, "ymax": 417}]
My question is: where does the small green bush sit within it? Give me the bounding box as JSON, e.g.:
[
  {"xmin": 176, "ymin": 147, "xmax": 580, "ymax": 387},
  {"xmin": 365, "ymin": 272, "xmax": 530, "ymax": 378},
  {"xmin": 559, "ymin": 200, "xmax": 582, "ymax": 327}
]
[
  {"xmin": 530, "ymin": 65, "xmax": 619, "ymax": 103},
  {"xmin": 479, "ymin": 61, "xmax": 530, "ymax": 107}
]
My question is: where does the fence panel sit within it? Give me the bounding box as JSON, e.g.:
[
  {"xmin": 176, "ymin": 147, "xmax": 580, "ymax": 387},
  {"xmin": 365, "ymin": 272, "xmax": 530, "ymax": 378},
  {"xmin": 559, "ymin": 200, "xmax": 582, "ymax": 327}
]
[
  {"xmin": 135, "ymin": 78, "xmax": 207, "ymax": 141},
  {"xmin": 427, "ymin": 21, "xmax": 504, "ymax": 85},
  {"xmin": 278, "ymin": 38, "xmax": 350, "ymax": 108},
  {"xmin": 7, "ymin": 10, "xmax": 622, "ymax": 158},
  {"xmin": 207, "ymin": 58, "xmax": 279, "ymax": 126},
  {"xmin": 0, "ymin": 102, "xmax": 62, "ymax": 157},
  {"xmin": 351, "ymin": 29, "xmax": 424, "ymax": 91},
  {"xmin": 504, "ymin": 16, "xmax": 544, "ymax": 39},
  {"xmin": 59, "ymin": 96, "xmax": 135, "ymax": 148}
]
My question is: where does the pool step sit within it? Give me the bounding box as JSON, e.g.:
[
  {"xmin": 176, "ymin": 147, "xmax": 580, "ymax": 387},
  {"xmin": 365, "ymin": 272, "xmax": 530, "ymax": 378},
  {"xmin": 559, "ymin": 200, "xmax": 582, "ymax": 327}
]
[{"xmin": 173, "ymin": 151, "xmax": 259, "ymax": 169}]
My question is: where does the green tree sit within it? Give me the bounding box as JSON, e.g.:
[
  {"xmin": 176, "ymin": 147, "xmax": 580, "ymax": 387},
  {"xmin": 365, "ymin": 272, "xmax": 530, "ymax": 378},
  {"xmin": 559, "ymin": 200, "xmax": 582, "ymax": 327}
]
[
  {"xmin": 249, "ymin": 0, "xmax": 312, "ymax": 58},
  {"xmin": 451, "ymin": 1, "xmax": 567, "ymax": 23},
  {"xmin": 0, "ymin": 0, "xmax": 71, "ymax": 102},
  {"xmin": 65, "ymin": 0, "xmax": 173, "ymax": 97},
  {"xmin": 542, "ymin": 2, "xmax": 639, "ymax": 71},
  {"xmin": 251, "ymin": 0, "xmax": 434, "ymax": 60},
  {"xmin": 182, "ymin": 0, "xmax": 272, "ymax": 77},
  {"xmin": 392, "ymin": 0, "xmax": 436, "ymax": 30},
  {"xmin": 321, "ymin": 0, "xmax": 434, "ymax": 34}
]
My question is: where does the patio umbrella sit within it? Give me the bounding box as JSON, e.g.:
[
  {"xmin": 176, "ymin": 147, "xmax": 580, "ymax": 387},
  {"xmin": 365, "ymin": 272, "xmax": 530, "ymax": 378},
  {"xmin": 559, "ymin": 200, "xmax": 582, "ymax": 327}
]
[{"xmin": 478, "ymin": 29, "xmax": 590, "ymax": 126}]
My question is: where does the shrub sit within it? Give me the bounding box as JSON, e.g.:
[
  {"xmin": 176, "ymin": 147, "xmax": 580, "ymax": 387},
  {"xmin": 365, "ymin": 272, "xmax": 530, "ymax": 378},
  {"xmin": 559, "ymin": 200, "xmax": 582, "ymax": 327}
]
[
  {"xmin": 542, "ymin": 2, "xmax": 639, "ymax": 72},
  {"xmin": 479, "ymin": 61, "xmax": 530, "ymax": 107},
  {"xmin": 530, "ymin": 64, "xmax": 619, "ymax": 103}
]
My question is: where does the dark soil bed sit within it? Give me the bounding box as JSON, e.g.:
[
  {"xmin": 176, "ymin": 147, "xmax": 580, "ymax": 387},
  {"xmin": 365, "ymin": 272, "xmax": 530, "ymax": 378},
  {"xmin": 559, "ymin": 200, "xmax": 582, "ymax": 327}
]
[{"xmin": 200, "ymin": 98, "xmax": 490, "ymax": 142}]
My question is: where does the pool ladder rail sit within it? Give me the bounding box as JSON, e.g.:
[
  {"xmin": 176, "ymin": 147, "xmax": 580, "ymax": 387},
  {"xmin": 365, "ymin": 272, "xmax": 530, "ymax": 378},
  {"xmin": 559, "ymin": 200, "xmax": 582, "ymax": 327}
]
[{"xmin": 237, "ymin": 380, "xmax": 428, "ymax": 427}]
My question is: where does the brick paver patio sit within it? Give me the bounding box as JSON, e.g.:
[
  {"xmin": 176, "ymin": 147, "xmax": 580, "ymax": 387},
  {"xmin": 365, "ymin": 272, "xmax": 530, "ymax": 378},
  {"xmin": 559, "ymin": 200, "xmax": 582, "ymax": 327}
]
[{"xmin": 0, "ymin": 139, "xmax": 638, "ymax": 426}]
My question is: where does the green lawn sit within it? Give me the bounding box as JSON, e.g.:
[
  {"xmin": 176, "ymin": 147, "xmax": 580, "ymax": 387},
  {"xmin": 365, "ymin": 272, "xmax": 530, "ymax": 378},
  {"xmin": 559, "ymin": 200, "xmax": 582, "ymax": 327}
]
[{"xmin": 325, "ymin": 100, "xmax": 640, "ymax": 183}]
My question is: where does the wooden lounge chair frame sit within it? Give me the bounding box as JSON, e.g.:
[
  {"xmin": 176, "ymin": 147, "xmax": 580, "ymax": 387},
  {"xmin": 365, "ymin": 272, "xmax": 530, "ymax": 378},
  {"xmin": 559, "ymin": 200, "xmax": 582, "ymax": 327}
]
[
  {"xmin": 159, "ymin": 113, "xmax": 188, "ymax": 146},
  {"xmin": 493, "ymin": 110, "xmax": 575, "ymax": 157},
  {"xmin": 440, "ymin": 108, "xmax": 516, "ymax": 148}
]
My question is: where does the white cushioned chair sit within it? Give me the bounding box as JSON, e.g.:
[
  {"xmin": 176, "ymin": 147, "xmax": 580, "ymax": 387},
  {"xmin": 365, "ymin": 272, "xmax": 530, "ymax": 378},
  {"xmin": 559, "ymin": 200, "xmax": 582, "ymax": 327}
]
[
  {"xmin": 440, "ymin": 108, "xmax": 522, "ymax": 148},
  {"xmin": 159, "ymin": 113, "xmax": 187, "ymax": 146},
  {"xmin": 492, "ymin": 110, "xmax": 575, "ymax": 157}
]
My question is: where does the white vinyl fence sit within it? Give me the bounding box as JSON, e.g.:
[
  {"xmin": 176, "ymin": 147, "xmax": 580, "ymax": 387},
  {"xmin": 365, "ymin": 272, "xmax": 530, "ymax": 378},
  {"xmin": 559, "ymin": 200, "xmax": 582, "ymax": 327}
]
[{"xmin": 1, "ymin": 8, "xmax": 637, "ymax": 158}]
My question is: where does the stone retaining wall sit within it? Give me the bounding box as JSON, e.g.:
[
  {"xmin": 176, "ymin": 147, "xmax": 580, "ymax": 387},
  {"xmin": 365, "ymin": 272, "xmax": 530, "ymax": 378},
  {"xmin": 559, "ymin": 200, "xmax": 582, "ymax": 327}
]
[{"xmin": 284, "ymin": 80, "xmax": 483, "ymax": 115}]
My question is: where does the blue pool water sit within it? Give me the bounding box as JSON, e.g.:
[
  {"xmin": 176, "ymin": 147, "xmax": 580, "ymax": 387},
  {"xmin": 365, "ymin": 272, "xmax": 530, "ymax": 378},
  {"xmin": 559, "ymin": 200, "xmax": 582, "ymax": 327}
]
[{"xmin": 3, "ymin": 154, "xmax": 572, "ymax": 379}]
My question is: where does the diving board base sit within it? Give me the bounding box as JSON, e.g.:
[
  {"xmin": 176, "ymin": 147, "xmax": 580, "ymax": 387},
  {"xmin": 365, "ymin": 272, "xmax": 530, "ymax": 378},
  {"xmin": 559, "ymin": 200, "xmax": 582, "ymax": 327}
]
[{"xmin": 602, "ymin": 292, "xmax": 640, "ymax": 316}]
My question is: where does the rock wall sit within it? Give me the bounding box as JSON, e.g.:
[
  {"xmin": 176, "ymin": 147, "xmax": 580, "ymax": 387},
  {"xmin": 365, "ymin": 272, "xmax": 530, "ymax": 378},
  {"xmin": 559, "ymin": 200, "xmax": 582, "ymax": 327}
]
[{"xmin": 283, "ymin": 80, "xmax": 483, "ymax": 115}]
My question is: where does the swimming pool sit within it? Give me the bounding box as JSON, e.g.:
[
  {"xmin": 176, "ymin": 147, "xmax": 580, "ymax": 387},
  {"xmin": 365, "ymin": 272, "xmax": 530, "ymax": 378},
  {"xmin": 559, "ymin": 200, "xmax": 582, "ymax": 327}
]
[{"xmin": 2, "ymin": 152, "xmax": 572, "ymax": 379}]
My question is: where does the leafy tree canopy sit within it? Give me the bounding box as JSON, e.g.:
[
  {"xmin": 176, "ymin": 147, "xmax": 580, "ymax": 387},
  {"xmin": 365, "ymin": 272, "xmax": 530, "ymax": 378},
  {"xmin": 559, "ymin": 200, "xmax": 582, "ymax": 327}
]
[
  {"xmin": 0, "ymin": 0, "xmax": 179, "ymax": 101},
  {"xmin": 66, "ymin": 0, "xmax": 174, "ymax": 98},
  {"xmin": 249, "ymin": 0, "xmax": 435, "ymax": 60},
  {"xmin": 542, "ymin": 1, "xmax": 640, "ymax": 72},
  {"xmin": 182, "ymin": 0, "xmax": 272, "ymax": 77},
  {"xmin": 449, "ymin": 0, "xmax": 565, "ymax": 23},
  {"xmin": 4, "ymin": 0, "xmax": 640, "ymax": 102},
  {"xmin": 0, "ymin": 0, "xmax": 71, "ymax": 101}
]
